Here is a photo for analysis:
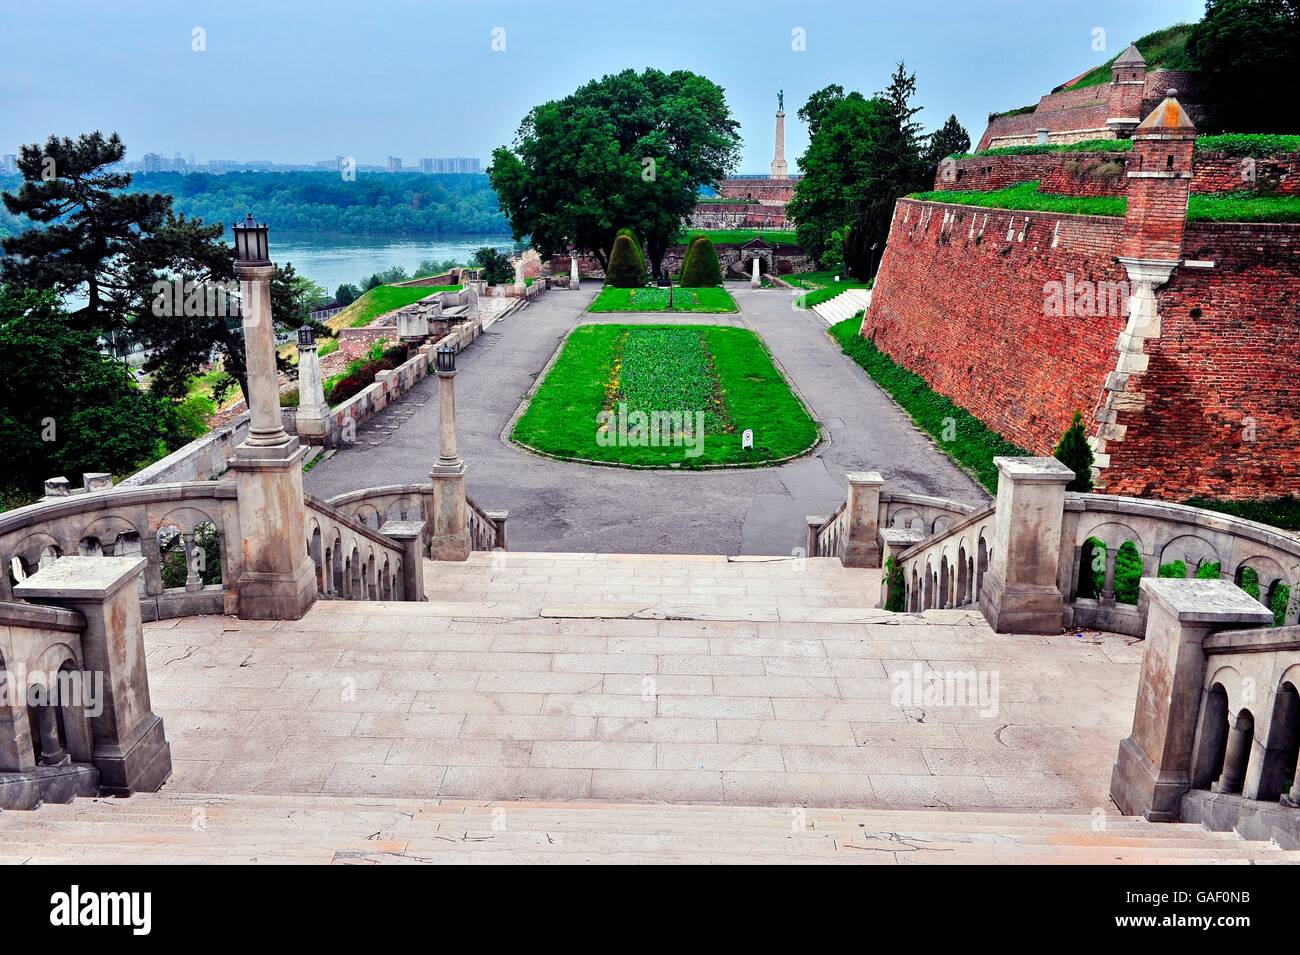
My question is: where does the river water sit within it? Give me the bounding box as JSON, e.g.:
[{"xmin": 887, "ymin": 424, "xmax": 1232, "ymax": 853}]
[{"xmin": 271, "ymin": 233, "xmax": 515, "ymax": 295}]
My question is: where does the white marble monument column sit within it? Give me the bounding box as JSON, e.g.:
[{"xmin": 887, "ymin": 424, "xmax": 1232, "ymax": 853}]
[{"xmin": 295, "ymin": 328, "xmax": 331, "ymax": 443}]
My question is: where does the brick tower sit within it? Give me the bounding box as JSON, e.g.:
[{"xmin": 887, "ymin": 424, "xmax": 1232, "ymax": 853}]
[
  {"xmin": 1118, "ymin": 89, "xmax": 1196, "ymax": 263},
  {"xmin": 1091, "ymin": 91, "xmax": 1197, "ymax": 490}
]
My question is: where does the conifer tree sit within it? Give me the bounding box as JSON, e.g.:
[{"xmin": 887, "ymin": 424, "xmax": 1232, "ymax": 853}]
[{"xmin": 1054, "ymin": 410, "xmax": 1095, "ymax": 492}]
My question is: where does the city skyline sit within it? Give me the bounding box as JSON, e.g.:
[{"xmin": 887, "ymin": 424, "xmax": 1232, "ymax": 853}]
[{"xmin": 0, "ymin": 0, "xmax": 1205, "ymax": 174}]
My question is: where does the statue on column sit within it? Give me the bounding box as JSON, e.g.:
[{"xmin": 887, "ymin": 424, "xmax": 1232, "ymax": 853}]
[{"xmin": 778, "ymin": 89, "xmax": 784, "ymax": 113}]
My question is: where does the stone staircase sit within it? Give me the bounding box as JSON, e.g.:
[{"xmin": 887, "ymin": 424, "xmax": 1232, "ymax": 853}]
[
  {"xmin": 5, "ymin": 550, "xmax": 1292, "ymax": 864},
  {"xmin": 811, "ymin": 287, "xmax": 872, "ymax": 325},
  {"xmin": 2, "ymin": 792, "xmax": 1295, "ymax": 863}
]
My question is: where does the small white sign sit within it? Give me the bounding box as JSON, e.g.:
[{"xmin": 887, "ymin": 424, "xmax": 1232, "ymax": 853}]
[{"xmin": 742, "ymin": 429, "xmax": 754, "ymax": 449}]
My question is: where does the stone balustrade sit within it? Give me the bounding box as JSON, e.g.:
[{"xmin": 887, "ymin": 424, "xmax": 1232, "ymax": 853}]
[
  {"xmin": 324, "ymin": 483, "xmax": 506, "ymax": 554},
  {"xmin": 2, "ymin": 556, "xmax": 173, "ymax": 809},
  {"xmin": 1111, "ymin": 578, "xmax": 1300, "ymax": 846},
  {"xmin": 812, "ymin": 461, "xmax": 1300, "ymax": 640}
]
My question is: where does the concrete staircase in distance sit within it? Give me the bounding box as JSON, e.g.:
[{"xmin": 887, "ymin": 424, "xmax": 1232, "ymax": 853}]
[
  {"xmin": 3, "ymin": 792, "xmax": 1297, "ymax": 864},
  {"xmin": 811, "ymin": 287, "xmax": 872, "ymax": 325}
]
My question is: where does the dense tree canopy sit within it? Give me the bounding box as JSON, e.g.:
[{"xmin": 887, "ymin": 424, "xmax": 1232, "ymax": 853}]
[
  {"xmin": 1187, "ymin": 0, "xmax": 1300, "ymax": 133},
  {"xmin": 489, "ymin": 68, "xmax": 741, "ymax": 275},
  {"xmin": 787, "ymin": 64, "xmax": 935, "ymax": 277},
  {"xmin": 0, "ymin": 287, "xmax": 180, "ymax": 495}
]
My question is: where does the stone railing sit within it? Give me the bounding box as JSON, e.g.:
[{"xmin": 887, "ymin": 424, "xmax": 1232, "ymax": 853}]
[
  {"xmin": 325, "ymin": 484, "xmax": 506, "ymax": 554},
  {"xmin": 0, "ymin": 482, "xmax": 240, "ymax": 621},
  {"xmin": 1061, "ymin": 494, "xmax": 1300, "ymax": 638},
  {"xmin": 467, "ymin": 497, "xmax": 507, "ymax": 552},
  {"xmin": 0, "ymin": 479, "xmax": 427, "ymax": 624},
  {"xmin": 3, "ymin": 556, "xmax": 173, "ymax": 808},
  {"xmin": 303, "ymin": 495, "xmax": 414, "ymax": 601},
  {"xmin": 893, "ymin": 504, "xmax": 996, "ymax": 613},
  {"xmin": 806, "ymin": 500, "xmax": 847, "ymax": 560},
  {"xmin": 1111, "ymin": 578, "xmax": 1299, "ymax": 846}
]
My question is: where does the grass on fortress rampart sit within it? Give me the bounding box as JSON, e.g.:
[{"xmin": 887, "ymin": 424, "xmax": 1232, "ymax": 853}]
[
  {"xmin": 829, "ymin": 317, "xmax": 1027, "ymax": 491},
  {"xmin": 911, "ymin": 181, "xmax": 1300, "ymax": 223},
  {"xmin": 950, "ymin": 134, "xmax": 1300, "ymax": 161},
  {"xmin": 329, "ymin": 283, "xmax": 462, "ymax": 329},
  {"xmin": 511, "ymin": 324, "xmax": 817, "ymax": 468}
]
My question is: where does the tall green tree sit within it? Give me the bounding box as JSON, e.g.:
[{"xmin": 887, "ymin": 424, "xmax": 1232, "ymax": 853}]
[
  {"xmin": 1053, "ymin": 410, "xmax": 1096, "ymax": 493},
  {"xmin": 924, "ymin": 114, "xmax": 972, "ymax": 172},
  {"xmin": 787, "ymin": 65, "xmax": 933, "ymax": 276},
  {"xmin": 1187, "ymin": 0, "xmax": 1300, "ymax": 133},
  {"xmin": 489, "ymin": 69, "xmax": 741, "ymax": 276},
  {"xmin": 0, "ymin": 131, "xmax": 266, "ymax": 403},
  {"xmin": 0, "ymin": 287, "xmax": 174, "ymax": 495}
]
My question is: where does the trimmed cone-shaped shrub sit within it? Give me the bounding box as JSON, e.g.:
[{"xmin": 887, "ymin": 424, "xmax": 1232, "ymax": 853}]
[
  {"xmin": 1054, "ymin": 410, "xmax": 1095, "ymax": 492},
  {"xmin": 616, "ymin": 228, "xmax": 646, "ymax": 272},
  {"xmin": 606, "ymin": 232, "xmax": 647, "ymax": 288},
  {"xmin": 680, "ymin": 236, "xmax": 723, "ymax": 287}
]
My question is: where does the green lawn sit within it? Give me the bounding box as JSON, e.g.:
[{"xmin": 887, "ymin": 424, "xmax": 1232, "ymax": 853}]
[
  {"xmin": 910, "ymin": 181, "xmax": 1300, "ymax": 223},
  {"xmin": 676, "ymin": 229, "xmax": 800, "ymax": 245},
  {"xmin": 511, "ymin": 324, "xmax": 817, "ymax": 468},
  {"xmin": 828, "ymin": 317, "xmax": 1027, "ymax": 491},
  {"xmin": 587, "ymin": 286, "xmax": 738, "ymax": 313},
  {"xmin": 330, "ymin": 283, "xmax": 462, "ymax": 329}
]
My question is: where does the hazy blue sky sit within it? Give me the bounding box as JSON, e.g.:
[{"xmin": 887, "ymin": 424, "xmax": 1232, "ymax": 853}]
[{"xmin": 0, "ymin": 0, "xmax": 1205, "ymax": 171}]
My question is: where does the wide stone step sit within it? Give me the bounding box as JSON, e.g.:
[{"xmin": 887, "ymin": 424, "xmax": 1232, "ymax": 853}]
[{"xmin": 6, "ymin": 793, "xmax": 1296, "ymax": 864}]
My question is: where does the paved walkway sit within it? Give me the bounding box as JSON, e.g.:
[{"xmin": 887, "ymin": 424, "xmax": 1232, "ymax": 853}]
[{"xmin": 304, "ymin": 287, "xmax": 988, "ymax": 555}]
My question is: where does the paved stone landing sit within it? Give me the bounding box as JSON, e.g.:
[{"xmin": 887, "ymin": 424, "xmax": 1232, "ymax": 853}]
[{"xmin": 142, "ymin": 553, "xmax": 1141, "ymax": 813}]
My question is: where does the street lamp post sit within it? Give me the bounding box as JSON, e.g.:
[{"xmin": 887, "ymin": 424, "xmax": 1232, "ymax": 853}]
[
  {"xmin": 230, "ymin": 214, "xmax": 317, "ymax": 619},
  {"xmin": 428, "ymin": 344, "xmax": 469, "ymax": 560}
]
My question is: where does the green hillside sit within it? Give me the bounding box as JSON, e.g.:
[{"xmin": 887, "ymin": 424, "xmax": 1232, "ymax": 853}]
[{"xmin": 1068, "ymin": 24, "xmax": 1198, "ymax": 89}]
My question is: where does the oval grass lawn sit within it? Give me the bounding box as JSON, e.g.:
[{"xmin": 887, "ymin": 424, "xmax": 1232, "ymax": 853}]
[{"xmin": 511, "ymin": 324, "xmax": 818, "ymax": 468}]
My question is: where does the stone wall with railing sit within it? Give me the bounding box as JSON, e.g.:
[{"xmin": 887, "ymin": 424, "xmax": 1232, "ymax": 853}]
[
  {"xmin": 324, "ymin": 483, "xmax": 506, "ymax": 554},
  {"xmin": 0, "ymin": 479, "xmax": 422, "ymax": 624}
]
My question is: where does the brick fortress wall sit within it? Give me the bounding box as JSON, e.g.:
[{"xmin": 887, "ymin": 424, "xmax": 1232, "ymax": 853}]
[{"xmin": 861, "ymin": 198, "xmax": 1300, "ymax": 500}]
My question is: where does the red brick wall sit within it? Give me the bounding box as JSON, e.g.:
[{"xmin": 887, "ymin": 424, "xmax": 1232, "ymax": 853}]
[
  {"xmin": 863, "ymin": 199, "xmax": 1300, "ymax": 500},
  {"xmin": 1107, "ymin": 222, "xmax": 1300, "ymax": 498},
  {"xmin": 861, "ymin": 199, "xmax": 1127, "ymax": 454}
]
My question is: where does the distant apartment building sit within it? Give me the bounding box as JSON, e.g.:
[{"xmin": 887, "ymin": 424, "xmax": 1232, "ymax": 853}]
[
  {"xmin": 418, "ymin": 157, "xmax": 482, "ymax": 174},
  {"xmin": 141, "ymin": 152, "xmax": 165, "ymax": 172},
  {"xmin": 387, "ymin": 156, "xmax": 402, "ymax": 172},
  {"xmin": 1, "ymin": 154, "xmax": 17, "ymax": 175}
]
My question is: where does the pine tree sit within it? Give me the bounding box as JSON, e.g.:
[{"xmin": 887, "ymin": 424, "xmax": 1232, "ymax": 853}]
[
  {"xmin": 1054, "ymin": 410, "xmax": 1096, "ymax": 492},
  {"xmin": 605, "ymin": 232, "xmax": 647, "ymax": 288}
]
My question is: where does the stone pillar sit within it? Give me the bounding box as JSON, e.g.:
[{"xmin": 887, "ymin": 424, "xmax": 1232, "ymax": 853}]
[
  {"xmin": 570, "ymin": 255, "xmax": 580, "ymax": 290},
  {"xmin": 804, "ymin": 516, "xmax": 823, "ymax": 558},
  {"xmin": 487, "ymin": 510, "xmax": 508, "ymax": 550},
  {"xmin": 978, "ymin": 456, "xmax": 1075, "ymax": 633},
  {"xmin": 379, "ymin": 520, "xmax": 427, "ymax": 602},
  {"xmin": 751, "ymin": 257, "xmax": 761, "ymax": 289},
  {"xmin": 15, "ymin": 556, "xmax": 173, "ymax": 795},
  {"xmin": 1212, "ymin": 713, "xmax": 1253, "ymax": 795},
  {"xmin": 1110, "ymin": 578, "xmax": 1271, "ymax": 821},
  {"xmin": 35, "ymin": 705, "xmax": 67, "ymax": 766},
  {"xmin": 843, "ymin": 471, "xmax": 884, "ymax": 568},
  {"xmin": 513, "ymin": 258, "xmax": 526, "ymax": 296},
  {"xmin": 429, "ymin": 366, "xmax": 470, "ymax": 561},
  {"xmin": 295, "ymin": 331, "xmax": 331, "ymax": 443},
  {"xmin": 231, "ymin": 261, "xmax": 317, "ymax": 620}
]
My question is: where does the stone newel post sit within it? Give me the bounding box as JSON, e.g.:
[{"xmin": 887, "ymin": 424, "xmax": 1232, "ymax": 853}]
[
  {"xmin": 429, "ymin": 346, "xmax": 470, "ymax": 561},
  {"xmin": 570, "ymin": 255, "xmax": 580, "ymax": 290},
  {"xmin": 295, "ymin": 327, "xmax": 331, "ymax": 443},
  {"xmin": 230, "ymin": 218, "xmax": 317, "ymax": 619},
  {"xmin": 978, "ymin": 456, "xmax": 1074, "ymax": 633},
  {"xmin": 1110, "ymin": 579, "xmax": 1271, "ymax": 821},
  {"xmin": 15, "ymin": 557, "xmax": 173, "ymax": 795},
  {"xmin": 843, "ymin": 471, "xmax": 884, "ymax": 568}
]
